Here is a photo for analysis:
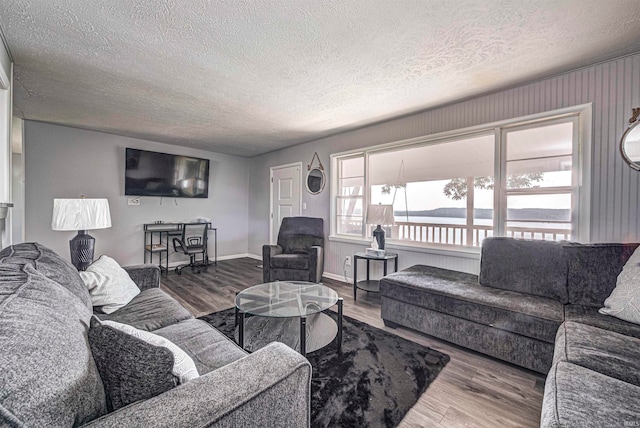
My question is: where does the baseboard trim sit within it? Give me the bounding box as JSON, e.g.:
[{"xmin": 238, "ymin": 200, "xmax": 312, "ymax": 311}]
[
  {"xmin": 167, "ymin": 253, "xmax": 349, "ymax": 282},
  {"xmin": 322, "ymin": 271, "xmax": 351, "ymax": 284},
  {"xmin": 165, "ymin": 253, "xmax": 260, "ymax": 268}
]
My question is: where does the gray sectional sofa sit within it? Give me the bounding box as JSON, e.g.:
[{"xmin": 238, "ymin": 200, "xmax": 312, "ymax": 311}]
[
  {"xmin": 380, "ymin": 237, "xmax": 640, "ymax": 426},
  {"xmin": 0, "ymin": 243, "xmax": 311, "ymax": 427},
  {"xmin": 380, "ymin": 237, "xmax": 572, "ymax": 373}
]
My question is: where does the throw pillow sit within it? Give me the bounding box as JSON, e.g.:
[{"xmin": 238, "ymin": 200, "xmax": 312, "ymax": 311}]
[
  {"xmin": 88, "ymin": 317, "xmax": 199, "ymax": 411},
  {"xmin": 599, "ymin": 246, "xmax": 640, "ymax": 324},
  {"xmin": 88, "ymin": 316, "xmax": 177, "ymax": 411},
  {"xmin": 100, "ymin": 319, "xmax": 199, "ymax": 384},
  {"xmin": 80, "ymin": 255, "xmax": 140, "ymax": 313}
]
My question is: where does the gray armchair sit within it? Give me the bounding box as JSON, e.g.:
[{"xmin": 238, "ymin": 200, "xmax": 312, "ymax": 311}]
[{"xmin": 263, "ymin": 217, "xmax": 324, "ymax": 283}]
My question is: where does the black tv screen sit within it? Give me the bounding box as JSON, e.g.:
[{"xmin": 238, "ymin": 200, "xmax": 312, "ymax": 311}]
[{"xmin": 125, "ymin": 148, "xmax": 210, "ymax": 198}]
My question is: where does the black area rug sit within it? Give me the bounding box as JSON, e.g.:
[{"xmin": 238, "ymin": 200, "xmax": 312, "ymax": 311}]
[{"xmin": 199, "ymin": 309, "xmax": 449, "ymax": 428}]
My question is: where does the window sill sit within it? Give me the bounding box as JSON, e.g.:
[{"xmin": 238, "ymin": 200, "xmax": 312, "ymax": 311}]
[{"xmin": 328, "ymin": 235, "xmax": 481, "ymax": 260}]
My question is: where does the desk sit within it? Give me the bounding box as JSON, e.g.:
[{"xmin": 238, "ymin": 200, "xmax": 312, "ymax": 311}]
[
  {"xmin": 353, "ymin": 252, "xmax": 398, "ymax": 300},
  {"xmin": 143, "ymin": 223, "xmax": 217, "ymax": 273}
]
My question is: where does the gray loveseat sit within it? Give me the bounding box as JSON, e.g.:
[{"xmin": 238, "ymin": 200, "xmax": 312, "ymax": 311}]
[
  {"xmin": 0, "ymin": 243, "xmax": 311, "ymax": 427},
  {"xmin": 380, "ymin": 237, "xmax": 640, "ymax": 426}
]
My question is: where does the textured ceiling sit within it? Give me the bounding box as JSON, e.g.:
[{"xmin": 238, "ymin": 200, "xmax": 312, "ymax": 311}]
[{"xmin": 1, "ymin": 1, "xmax": 640, "ymax": 157}]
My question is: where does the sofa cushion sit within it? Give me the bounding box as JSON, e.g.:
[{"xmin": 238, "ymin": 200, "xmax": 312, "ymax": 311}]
[
  {"xmin": 553, "ymin": 321, "xmax": 640, "ymax": 387},
  {"xmin": 541, "ymin": 362, "xmax": 640, "ymax": 428},
  {"xmin": 479, "ymin": 237, "xmax": 569, "ymax": 303},
  {"xmin": 80, "ymin": 255, "xmax": 141, "ymax": 314},
  {"xmin": 0, "ymin": 242, "xmax": 92, "ymax": 308},
  {"xmin": 380, "ymin": 265, "xmax": 564, "ymax": 343},
  {"xmin": 270, "ymin": 253, "xmax": 309, "ymax": 270},
  {"xmin": 0, "ymin": 264, "xmax": 106, "ymax": 427},
  {"xmin": 563, "ymin": 242, "xmax": 639, "ymax": 307},
  {"xmin": 382, "ymin": 297, "xmax": 555, "ymax": 373},
  {"xmin": 277, "ymin": 217, "xmax": 324, "ymax": 254},
  {"xmin": 97, "ymin": 288, "xmax": 193, "ymax": 331},
  {"xmin": 154, "ymin": 319, "xmax": 247, "ymax": 375},
  {"xmin": 564, "ymin": 304, "xmax": 640, "ymax": 339},
  {"xmin": 88, "ymin": 316, "xmax": 178, "ymax": 412}
]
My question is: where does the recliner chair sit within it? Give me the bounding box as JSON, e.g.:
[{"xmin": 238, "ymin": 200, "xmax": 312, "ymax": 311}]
[{"xmin": 263, "ymin": 217, "xmax": 324, "ymax": 283}]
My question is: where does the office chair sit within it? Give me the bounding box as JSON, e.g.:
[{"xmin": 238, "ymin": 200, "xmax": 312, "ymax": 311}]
[{"xmin": 172, "ymin": 223, "xmax": 208, "ymax": 275}]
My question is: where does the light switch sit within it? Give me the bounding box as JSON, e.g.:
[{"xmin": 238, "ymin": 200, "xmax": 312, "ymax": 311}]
[{"xmin": 302, "ymin": 202, "xmax": 307, "ymax": 210}]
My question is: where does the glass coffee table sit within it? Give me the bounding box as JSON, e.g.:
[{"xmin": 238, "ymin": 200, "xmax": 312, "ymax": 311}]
[{"xmin": 235, "ymin": 281, "xmax": 343, "ymax": 356}]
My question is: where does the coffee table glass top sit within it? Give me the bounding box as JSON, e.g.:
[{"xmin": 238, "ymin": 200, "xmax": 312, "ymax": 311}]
[{"xmin": 235, "ymin": 281, "xmax": 338, "ymax": 318}]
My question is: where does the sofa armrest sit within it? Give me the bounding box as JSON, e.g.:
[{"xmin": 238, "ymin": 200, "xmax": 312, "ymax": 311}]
[
  {"xmin": 309, "ymin": 246, "xmax": 324, "ymax": 283},
  {"xmin": 262, "ymin": 245, "xmax": 283, "ymax": 283},
  {"xmin": 123, "ymin": 264, "xmax": 161, "ymax": 291},
  {"xmin": 82, "ymin": 342, "xmax": 311, "ymax": 428}
]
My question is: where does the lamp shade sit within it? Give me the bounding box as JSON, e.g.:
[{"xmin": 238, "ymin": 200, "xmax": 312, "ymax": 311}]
[
  {"xmin": 52, "ymin": 199, "xmax": 112, "ymax": 231},
  {"xmin": 366, "ymin": 204, "xmax": 395, "ymax": 226}
]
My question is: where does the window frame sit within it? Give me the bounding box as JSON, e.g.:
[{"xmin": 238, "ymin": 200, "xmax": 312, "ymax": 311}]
[{"xmin": 330, "ymin": 104, "xmax": 592, "ymax": 253}]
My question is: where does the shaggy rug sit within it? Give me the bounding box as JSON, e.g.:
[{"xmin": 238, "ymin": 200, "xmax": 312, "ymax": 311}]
[{"xmin": 199, "ymin": 308, "xmax": 449, "ymax": 428}]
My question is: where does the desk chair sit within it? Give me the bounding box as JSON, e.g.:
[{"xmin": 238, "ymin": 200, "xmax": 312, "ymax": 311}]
[{"xmin": 172, "ymin": 223, "xmax": 208, "ymax": 275}]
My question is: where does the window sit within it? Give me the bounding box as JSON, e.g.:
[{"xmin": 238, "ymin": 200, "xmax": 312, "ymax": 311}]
[
  {"xmin": 335, "ymin": 155, "xmax": 365, "ymax": 237},
  {"xmin": 368, "ymin": 133, "xmax": 495, "ymax": 246},
  {"xmin": 331, "ymin": 106, "xmax": 590, "ymax": 249},
  {"xmin": 501, "ymin": 119, "xmax": 577, "ymax": 241}
]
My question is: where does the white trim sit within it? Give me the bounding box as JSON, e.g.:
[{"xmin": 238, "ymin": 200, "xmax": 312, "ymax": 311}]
[
  {"xmin": 328, "ymin": 234, "xmax": 482, "ymax": 259},
  {"xmin": 165, "ymin": 253, "xmax": 260, "ymax": 268},
  {"xmin": 578, "ymin": 104, "xmax": 592, "ymax": 242},
  {"xmin": 331, "ymin": 103, "xmax": 593, "ymax": 159},
  {"xmin": 269, "ymin": 162, "xmax": 303, "ymax": 244},
  {"xmin": 330, "ymin": 103, "xmax": 593, "ymax": 245},
  {"xmin": 322, "ymin": 271, "xmax": 350, "ymax": 284}
]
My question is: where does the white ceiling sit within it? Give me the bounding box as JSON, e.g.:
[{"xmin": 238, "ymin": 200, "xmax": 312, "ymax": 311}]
[{"xmin": 1, "ymin": 0, "xmax": 640, "ymax": 157}]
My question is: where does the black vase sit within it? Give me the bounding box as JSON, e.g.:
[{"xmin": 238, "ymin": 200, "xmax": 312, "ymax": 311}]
[{"xmin": 373, "ymin": 225, "xmax": 385, "ymax": 250}]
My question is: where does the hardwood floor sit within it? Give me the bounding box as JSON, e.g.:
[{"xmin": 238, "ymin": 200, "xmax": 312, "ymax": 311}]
[{"xmin": 161, "ymin": 258, "xmax": 545, "ymax": 427}]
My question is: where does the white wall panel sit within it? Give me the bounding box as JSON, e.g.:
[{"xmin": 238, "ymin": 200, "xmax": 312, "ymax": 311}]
[{"xmin": 249, "ymin": 52, "xmax": 640, "ymax": 278}]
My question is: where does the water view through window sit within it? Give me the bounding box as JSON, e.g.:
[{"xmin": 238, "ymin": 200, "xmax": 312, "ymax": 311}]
[{"xmin": 333, "ymin": 111, "xmax": 584, "ymax": 248}]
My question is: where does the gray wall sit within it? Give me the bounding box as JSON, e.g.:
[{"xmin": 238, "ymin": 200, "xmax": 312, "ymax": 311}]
[
  {"xmin": 25, "ymin": 121, "xmax": 250, "ymax": 266},
  {"xmin": 249, "ymin": 52, "xmax": 640, "ymax": 278}
]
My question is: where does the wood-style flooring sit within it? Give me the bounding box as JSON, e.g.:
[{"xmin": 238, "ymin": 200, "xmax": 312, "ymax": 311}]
[{"xmin": 161, "ymin": 258, "xmax": 545, "ymax": 427}]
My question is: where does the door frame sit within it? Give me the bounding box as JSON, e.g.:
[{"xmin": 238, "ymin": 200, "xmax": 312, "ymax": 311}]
[{"xmin": 269, "ymin": 162, "xmax": 303, "ymax": 244}]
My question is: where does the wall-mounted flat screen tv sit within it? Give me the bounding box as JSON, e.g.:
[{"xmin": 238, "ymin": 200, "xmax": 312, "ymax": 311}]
[{"xmin": 125, "ymin": 148, "xmax": 210, "ymax": 198}]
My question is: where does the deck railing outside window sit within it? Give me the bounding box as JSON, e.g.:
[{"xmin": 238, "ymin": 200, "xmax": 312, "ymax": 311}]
[{"xmin": 340, "ymin": 219, "xmax": 571, "ymax": 247}]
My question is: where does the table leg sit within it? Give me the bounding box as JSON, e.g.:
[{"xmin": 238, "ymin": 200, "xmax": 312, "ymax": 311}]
[
  {"xmin": 238, "ymin": 311, "xmax": 245, "ymax": 349},
  {"xmin": 300, "ymin": 316, "xmax": 307, "ymax": 357},
  {"xmin": 395, "ymin": 256, "xmax": 398, "ymax": 272},
  {"xmin": 383, "ymin": 259, "xmax": 388, "ymax": 276},
  {"xmin": 353, "ymin": 257, "xmax": 358, "ymax": 301},
  {"xmin": 337, "ymin": 298, "xmax": 343, "ymax": 354}
]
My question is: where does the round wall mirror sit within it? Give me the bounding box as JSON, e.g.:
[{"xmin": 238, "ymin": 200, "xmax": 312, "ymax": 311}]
[
  {"xmin": 306, "ymin": 168, "xmax": 325, "ymax": 194},
  {"xmin": 621, "ymin": 121, "xmax": 640, "ymax": 171}
]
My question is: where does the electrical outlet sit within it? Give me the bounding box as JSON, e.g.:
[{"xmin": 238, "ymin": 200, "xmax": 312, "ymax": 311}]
[{"xmin": 345, "ymin": 256, "xmax": 352, "ymax": 266}]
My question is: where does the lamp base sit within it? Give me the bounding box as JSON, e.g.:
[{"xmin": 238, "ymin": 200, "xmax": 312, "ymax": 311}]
[
  {"xmin": 70, "ymin": 230, "xmax": 95, "ymax": 271},
  {"xmin": 373, "ymin": 225, "xmax": 386, "ymax": 250}
]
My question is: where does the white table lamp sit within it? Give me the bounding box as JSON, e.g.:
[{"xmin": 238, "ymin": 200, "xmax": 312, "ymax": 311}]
[{"xmin": 52, "ymin": 198, "xmax": 112, "ymax": 270}]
